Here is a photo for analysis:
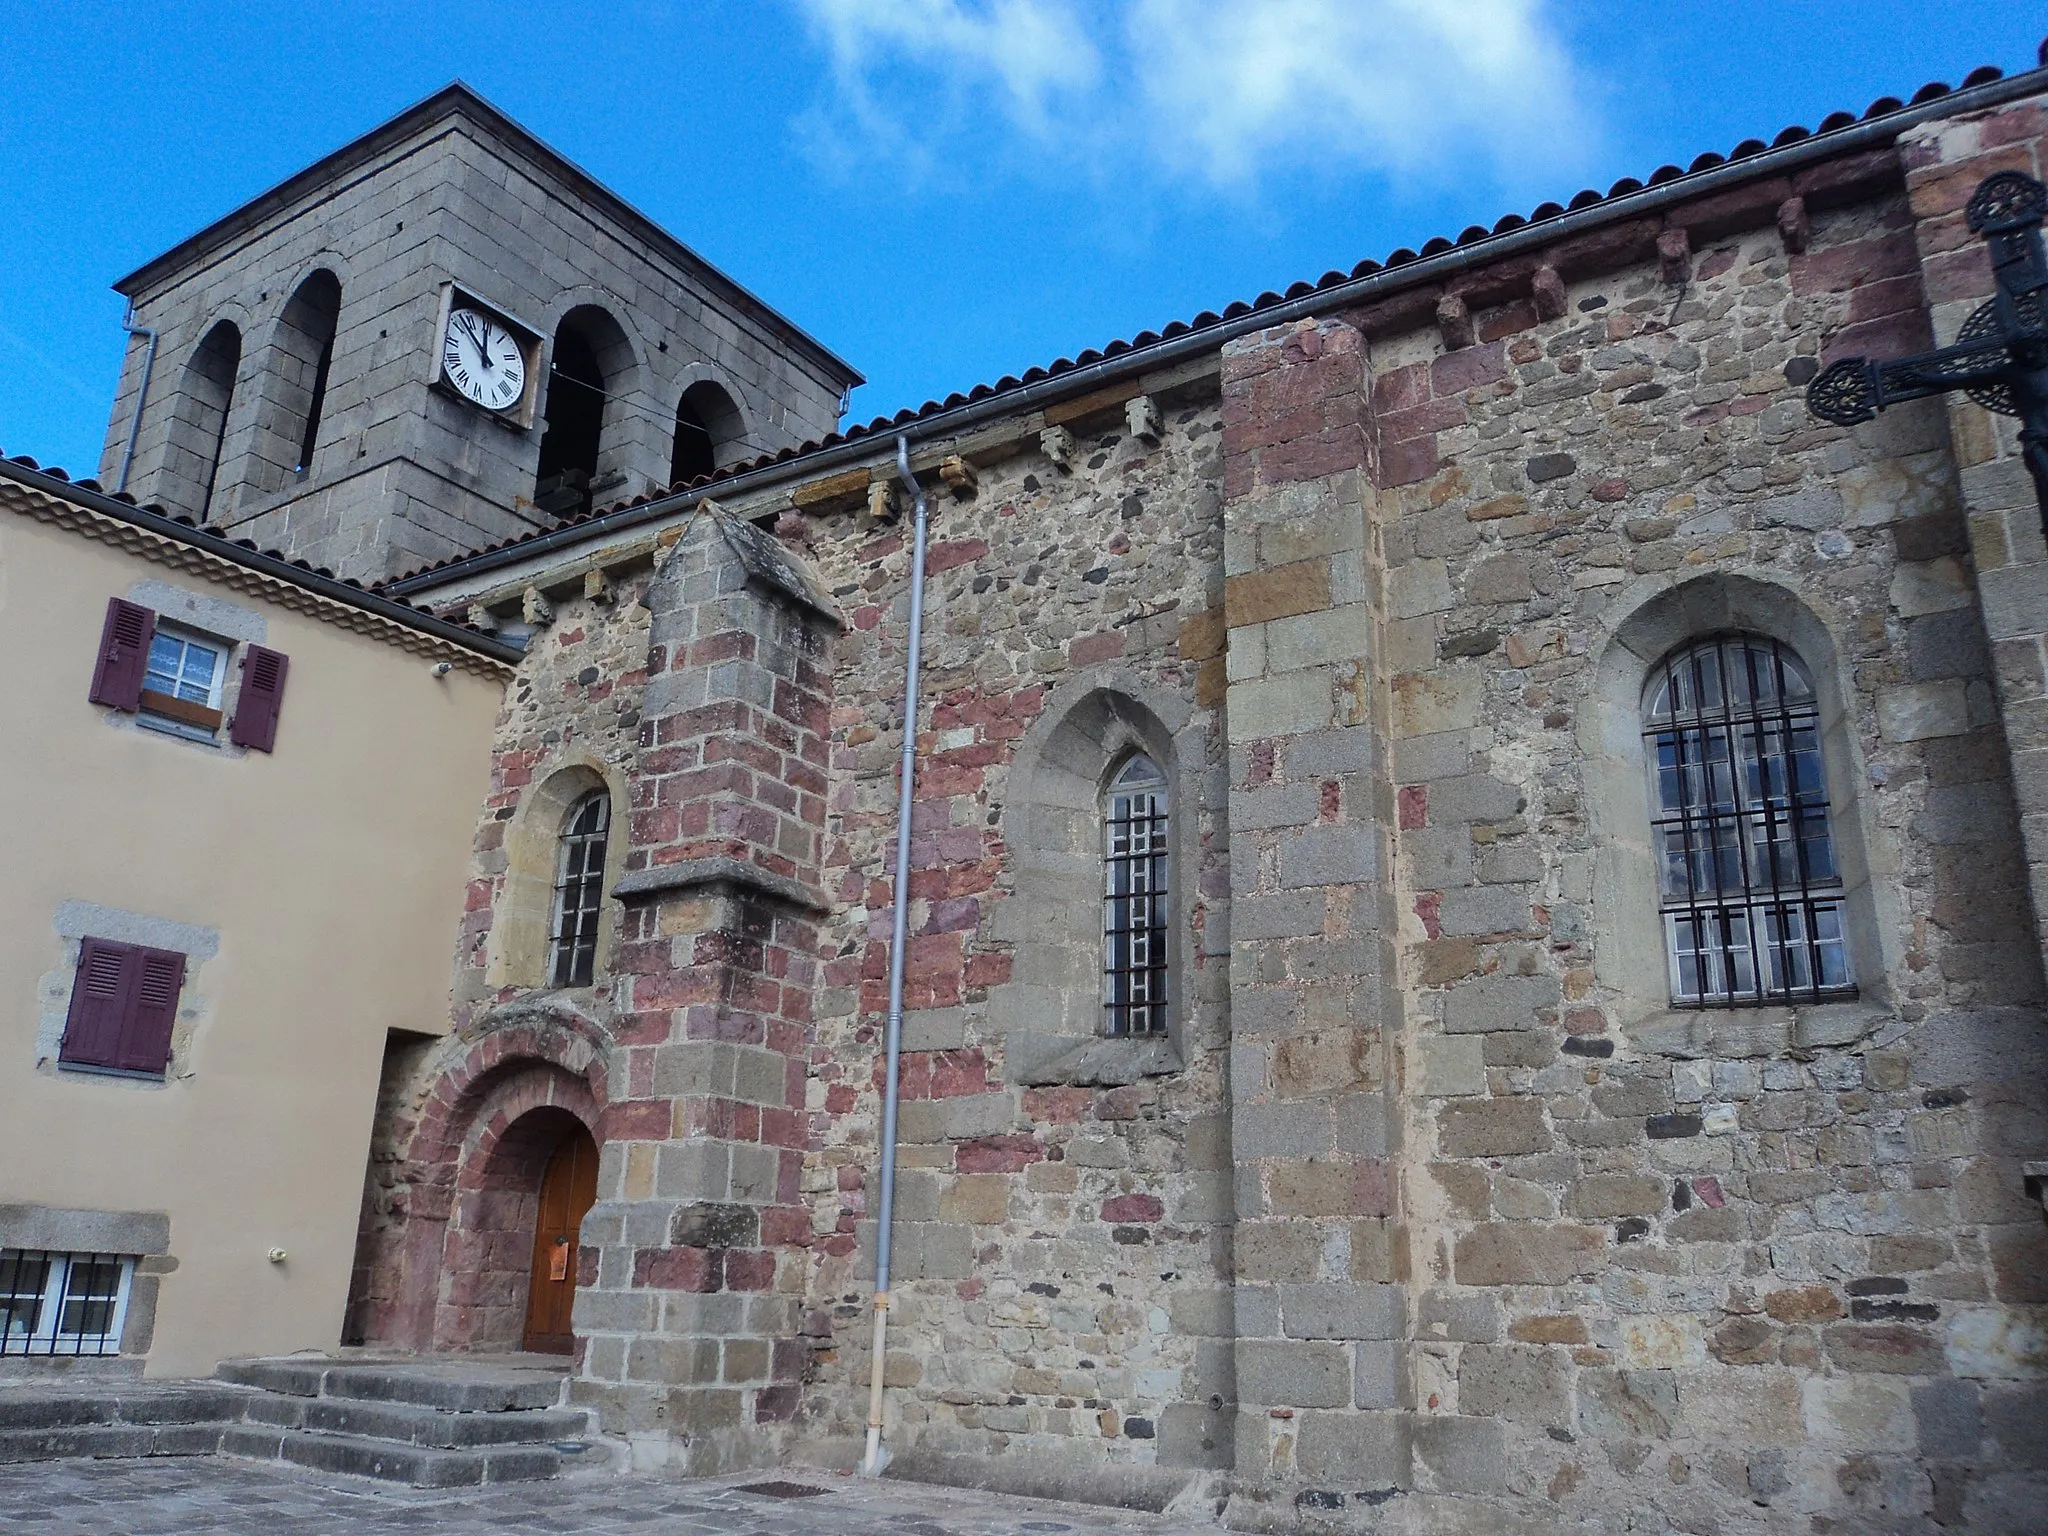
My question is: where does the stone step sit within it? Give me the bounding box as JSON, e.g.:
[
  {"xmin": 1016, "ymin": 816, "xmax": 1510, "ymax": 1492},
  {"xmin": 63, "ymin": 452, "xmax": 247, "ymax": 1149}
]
[
  {"xmin": 0, "ymin": 1422, "xmax": 228, "ymax": 1463},
  {"xmin": 245, "ymin": 1390, "xmax": 588, "ymax": 1448},
  {"xmin": 220, "ymin": 1424, "xmax": 562, "ymax": 1487},
  {"xmin": 217, "ymin": 1357, "xmax": 565, "ymax": 1412},
  {"xmin": 0, "ymin": 1382, "xmax": 252, "ymax": 1432}
]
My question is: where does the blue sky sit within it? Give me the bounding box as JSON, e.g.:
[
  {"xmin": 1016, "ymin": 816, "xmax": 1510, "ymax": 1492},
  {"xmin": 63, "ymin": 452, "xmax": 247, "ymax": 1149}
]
[{"xmin": 0, "ymin": 2, "xmax": 2042, "ymax": 475}]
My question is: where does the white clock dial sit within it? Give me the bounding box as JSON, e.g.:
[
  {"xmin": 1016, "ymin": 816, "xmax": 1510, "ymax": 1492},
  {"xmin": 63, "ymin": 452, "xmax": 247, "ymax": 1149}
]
[{"xmin": 441, "ymin": 307, "xmax": 527, "ymax": 413}]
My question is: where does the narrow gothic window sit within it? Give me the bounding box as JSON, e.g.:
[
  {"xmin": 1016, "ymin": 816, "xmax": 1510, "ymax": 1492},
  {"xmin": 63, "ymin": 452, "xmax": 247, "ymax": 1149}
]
[
  {"xmin": 547, "ymin": 792, "xmax": 610, "ymax": 987},
  {"xmin": 1103, "ymin": 755, "xmax": 1169, "ymax": 1036},
  {"xmin": 1643, "ymin": 635, "xmax": 1853, "ymax": 1007}
]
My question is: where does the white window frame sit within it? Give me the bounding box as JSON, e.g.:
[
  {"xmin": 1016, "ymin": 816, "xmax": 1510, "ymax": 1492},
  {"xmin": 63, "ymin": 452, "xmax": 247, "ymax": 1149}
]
[
  {"xmin": 139, "ymin": 621, "xmax": 231, "ymax": 743},
  {"xmin": 0, "ymin": 1250, "xmax": 135, "ymax": 1358}
]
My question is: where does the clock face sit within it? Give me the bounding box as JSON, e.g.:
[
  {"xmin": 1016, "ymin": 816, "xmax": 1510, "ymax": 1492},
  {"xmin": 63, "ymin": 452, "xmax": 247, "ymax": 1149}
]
[{"xmin": 441, "ymin": 307, "xmax": 527, "ymax": 413}]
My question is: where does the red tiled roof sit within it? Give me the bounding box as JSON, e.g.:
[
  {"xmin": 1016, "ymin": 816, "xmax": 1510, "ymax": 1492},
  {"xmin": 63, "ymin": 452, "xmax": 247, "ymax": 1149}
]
[
  {"xmin": 383, "ymin": 45, "xmax": 2040, "ymax": 592},
  {"xmin": 0, "ymin": 452, "xmax": 510, "ymax": 648}
]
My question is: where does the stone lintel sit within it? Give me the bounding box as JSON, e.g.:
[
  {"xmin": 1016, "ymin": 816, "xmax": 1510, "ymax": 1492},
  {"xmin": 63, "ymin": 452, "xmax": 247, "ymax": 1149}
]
[
  {"xmin": 612, "ymin": 856, "xmax": 828, "ymax": 915},
  {"xmin": 0, "ymin": 1204, "xmax": 171, "ymax": 1256}
]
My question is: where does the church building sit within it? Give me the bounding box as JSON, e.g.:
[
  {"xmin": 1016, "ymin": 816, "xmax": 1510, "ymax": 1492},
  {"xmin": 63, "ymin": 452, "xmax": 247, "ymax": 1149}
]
[{"xmin": 6, "ymin": 47, "xmax": 2048, "ymax": 1532}]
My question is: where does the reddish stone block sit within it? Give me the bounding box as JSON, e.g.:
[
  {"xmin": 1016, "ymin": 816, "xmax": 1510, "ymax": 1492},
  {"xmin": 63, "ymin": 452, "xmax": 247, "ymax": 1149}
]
[
  {"xmin": 1379, "ymin": 399, "xmax": 1468, "ymax": 441},
  {"xmin": 927, "ymin": 538, "xmax": 989, "ymax": 574},
  {"xmin": 1908, "ymin": 145, "xmax": 2037, "ymax": 220},
  {"xmin": 1398, "ymin": 785, "xmax": 1428, "ymax": 830},
  {"xmin": 1918, "ymin": 249, "xmax": 1992, "ymax": 308},
  {"xmin": 1101, "ymin": 1193, "xmax": 1163, "ymax": 1223},
  {"xmin": 637, "ymin": 1246, "xmax": 722, "ymax": 1292},
  {"xmin": 1370, "ymin": 362, "xmax": 1430, "ymax": 416},
  {"xmin": 1979, "ymin": 103, "xmax": 2048, "ymax": 150},
  {"xmin": 724, "ymin": 1251, "xmax": 777, "ymax": 1291},
  {"xmin": 1024, "ymin": 1086, "xmax": 1092, "ymax": 1124},
  {"xmin": 1791, "ymin": 147, "xmax": 1905, "ymax": 211},
  {"xmin": 1430, "ymin": 341, "xmax": 1507, "ymax": 396},
  {"xmin": 1376, "ymin": 436, "xmax": 1441, "ymax": 489},
  {"xmin": 1477, "ymin": 300, "xmax": 1539, "ymax": 343},
  {"xmin": 1414, "ymin": 890, "xmax": 1443, "ymax": 940},
  {"xmin": 956, "ymin": 1135, "xmax": 1045, "ymax": 1173},
  {"xmin": 759, "ymin": 1206, "xmax": 814, "ymax": 1247},
  {"xmin": 601, "ymin": 1099, "xmax": 673, "ymax": 1141}
]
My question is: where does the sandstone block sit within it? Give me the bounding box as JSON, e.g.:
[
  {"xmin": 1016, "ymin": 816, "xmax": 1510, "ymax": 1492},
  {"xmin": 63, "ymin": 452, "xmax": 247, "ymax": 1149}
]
[
  {"xmin": 1236, "ymin": 1221, "xmax": 1323, "ymax": 1284},
  {"xmin": 1418, "ymin": 1035, "xmax": 1486, "ymax": 1098},
  {"xmin": 1295, "ymin": 1409, "xmax": 1413, "ymax": 1484},
  {"xmin": 1442, "ymin": 972, "xmax": 1560, "ymax": 1033},
  {"xmin": 1459, "ymin": 1343, "xmax": 1570, "ymax": 1430},
  {"xmin": 1454, "ymin": 1223, "xmax": 1604, "ymax": 1286},
  {"xmin": 1569, "ymin": 1174, "xmax": 1667, "ymax": 1218},
  {"xmin": 1280, "ymin": 1283, "xmax": 1405, "ymax": 1341},
  {"xmin": 1391, "ymin": 673, "xmax": 1483, "ymax": 737},
  {"xmin": 1413, "ymin": 1414, "xmax": 1506, "ymax": 1493},
  {"xmin": 1227, "ymin": 561, "xmax": 1332, "ymax": 626},
  {"xmin": 1237, "ymin": 1340, "xmax": 1352, "ymax": 1408},
  {"xmin": 1438, "ymin": 1096, "xmax": 1550, "ymax": 1158},
  {"xmin": 1576, "ymin": 1368, "xmax": 1677, "ymax": 1439}
]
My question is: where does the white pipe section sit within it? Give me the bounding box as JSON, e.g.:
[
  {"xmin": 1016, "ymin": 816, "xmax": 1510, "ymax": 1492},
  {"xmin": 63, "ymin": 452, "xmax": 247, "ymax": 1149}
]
[
  {"xmin": 115, "ymin": 303, "xmax": 159, "ymax": 495},
  {"xmin": 861, "ymin": 435, "xmax": 931, "ymax": 1478}
]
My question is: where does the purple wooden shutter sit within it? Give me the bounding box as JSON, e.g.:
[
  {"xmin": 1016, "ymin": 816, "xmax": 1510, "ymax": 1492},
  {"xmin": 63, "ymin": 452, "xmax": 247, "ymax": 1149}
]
[
  {"xmin": 88, "ymin": 598, "xmax": 155, "ymax": 710},
  {"xmin": 118, "ymin": 948, "xmax": 185, "ymax": 1074},
  {"xmin": 230, "ymin": 645, "xmax": 289, "ymax": 751},
  {"xmin": 60, "ymin": 939, "xmax": 137, "ymax": 1068}
]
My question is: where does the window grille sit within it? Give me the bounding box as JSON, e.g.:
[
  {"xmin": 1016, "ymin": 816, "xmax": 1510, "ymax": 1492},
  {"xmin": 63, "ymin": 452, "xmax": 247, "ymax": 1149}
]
[
  {"xmin": 1104, "ymin": 755, "xmax": 1169, "ymax": 1036},
  {"xmin": 548, "ymin": 792, "xmax": 610, "ymax": 988},
  {"xmin": 1643, "ymin": 635, "xmax": 1854, "ymax": 1007},
  {"xmin": 0, "ymin": 1251, "xmax": 132, "ymax": 1357}
]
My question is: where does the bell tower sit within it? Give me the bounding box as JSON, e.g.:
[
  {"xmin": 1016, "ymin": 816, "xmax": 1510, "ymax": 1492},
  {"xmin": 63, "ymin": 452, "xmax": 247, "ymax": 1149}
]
[{"xmin": 99, "ymin": 83, "xmax": 860, "ymax": 584}]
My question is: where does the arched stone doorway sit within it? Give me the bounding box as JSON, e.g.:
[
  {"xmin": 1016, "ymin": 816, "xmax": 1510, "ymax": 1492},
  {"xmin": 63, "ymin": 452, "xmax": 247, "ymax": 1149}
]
[{"xmin": 345, "ymin": 1018, "xmax": 609, "ymax": 1355}]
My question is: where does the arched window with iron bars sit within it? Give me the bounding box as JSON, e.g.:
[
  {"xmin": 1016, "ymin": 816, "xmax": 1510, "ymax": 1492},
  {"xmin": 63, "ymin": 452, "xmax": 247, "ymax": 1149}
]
[
  {"xmin": 1103, "ymin": 754, "xmax": 1169, "ymax": 1036},
  {"xmin": 1642, "ymin": 634, "xmax": 1854, "ymax": 1007},
  {"xmin": 547, "ymin": 792, "xmax": 610, "ymax": 988}
]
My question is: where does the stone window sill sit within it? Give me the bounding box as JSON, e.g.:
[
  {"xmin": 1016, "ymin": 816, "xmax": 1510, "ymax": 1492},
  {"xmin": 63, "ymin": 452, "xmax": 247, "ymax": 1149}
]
[
  {"xmin": 1624, "ymin": 997, "xmax": 1890, "ymax": 1059},
  {"xmin": 1006, "ymin": 1032, "xmax": 1182, "ymax": 1087}
]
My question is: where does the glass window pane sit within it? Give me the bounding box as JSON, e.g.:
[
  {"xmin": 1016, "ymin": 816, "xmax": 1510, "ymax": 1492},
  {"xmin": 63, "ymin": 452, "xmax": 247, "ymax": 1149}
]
[{"xmin": 1645, "ymin": 636, "xmax": 1851, "ymax": 1008}]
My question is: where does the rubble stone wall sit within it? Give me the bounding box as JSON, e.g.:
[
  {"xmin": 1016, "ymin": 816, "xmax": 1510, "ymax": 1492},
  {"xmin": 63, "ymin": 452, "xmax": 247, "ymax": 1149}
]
[{"xmin": 368, "ymin": 88, "xmax": 2048, "ymax": 1529}]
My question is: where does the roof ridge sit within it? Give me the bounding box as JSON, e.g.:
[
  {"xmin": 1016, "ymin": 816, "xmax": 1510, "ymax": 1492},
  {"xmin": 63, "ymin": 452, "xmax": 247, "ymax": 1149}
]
[{"xmin": 381, "ymin": 40, "xmax": 2047, "ymax": 594}]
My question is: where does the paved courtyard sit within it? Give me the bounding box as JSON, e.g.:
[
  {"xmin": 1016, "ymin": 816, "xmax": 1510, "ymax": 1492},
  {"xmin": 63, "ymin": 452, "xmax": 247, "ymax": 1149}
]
[{"xmin": 0, "ymin": 1460, "xmax": 1219, "ymax": 1535}]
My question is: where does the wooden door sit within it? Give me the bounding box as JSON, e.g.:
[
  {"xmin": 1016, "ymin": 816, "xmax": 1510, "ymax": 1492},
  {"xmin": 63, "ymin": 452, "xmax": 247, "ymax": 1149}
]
[{"xmin": 522, "ymin": 1125, "xmax": 598, "ymax": 1353}]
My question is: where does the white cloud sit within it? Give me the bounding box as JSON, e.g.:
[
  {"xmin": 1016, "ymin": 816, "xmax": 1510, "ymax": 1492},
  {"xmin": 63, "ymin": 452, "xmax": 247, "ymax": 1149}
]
[
  {"xmin": 1127, "ymin": 0, "xmax": 1582, "ymax": 184},
  {"xmin": 796, "ymin": 0, "xmax": 1100, "ymax": 144},
  {"xmin": 789, "ymin": 0, "xmax": 1588, "ymax": 188}
]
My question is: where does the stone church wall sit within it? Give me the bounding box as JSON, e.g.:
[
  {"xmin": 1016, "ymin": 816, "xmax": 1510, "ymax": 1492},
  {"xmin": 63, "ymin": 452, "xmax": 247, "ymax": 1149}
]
[{"xmin": 365, "ymin": 80, "xmax": 2048, "ymax": 1529}]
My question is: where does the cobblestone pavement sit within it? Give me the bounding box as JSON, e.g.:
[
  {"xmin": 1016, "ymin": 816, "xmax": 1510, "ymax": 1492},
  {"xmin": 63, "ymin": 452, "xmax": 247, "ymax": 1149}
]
[{"xmin": 0, "ymin": 1460, "xmax": 1221, "ymax": 1535}]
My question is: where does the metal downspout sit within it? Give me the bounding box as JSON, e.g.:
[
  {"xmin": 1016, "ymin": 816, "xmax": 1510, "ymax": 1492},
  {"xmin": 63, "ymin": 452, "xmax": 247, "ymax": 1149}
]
[
  {"xmin": 861, "ymin": 436, "xmax": 931, "ymax": 1477},
  {"xmin": 115, "ymin": 304, "xmax": 159, "ymax": 495}
]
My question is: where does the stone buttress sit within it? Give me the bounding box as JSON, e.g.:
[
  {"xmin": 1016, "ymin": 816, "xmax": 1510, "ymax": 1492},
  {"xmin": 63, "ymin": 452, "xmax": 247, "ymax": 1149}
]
[{"xmin": 569, "ymin": 508, "xmax": 838, "ymax": 1473}]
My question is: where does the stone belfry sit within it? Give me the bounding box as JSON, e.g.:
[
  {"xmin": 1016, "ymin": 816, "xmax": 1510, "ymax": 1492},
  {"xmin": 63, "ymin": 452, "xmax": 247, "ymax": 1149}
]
[{"xmin": 98, "ymin": 83, "xmax": 860, "ymax": 583}]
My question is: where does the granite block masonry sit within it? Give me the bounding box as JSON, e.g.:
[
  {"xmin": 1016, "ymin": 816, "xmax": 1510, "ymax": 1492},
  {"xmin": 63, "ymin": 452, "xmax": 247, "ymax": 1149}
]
[{"xmin": 355, "ymin": 64, "xmax": 2048, "ymax": 1531}]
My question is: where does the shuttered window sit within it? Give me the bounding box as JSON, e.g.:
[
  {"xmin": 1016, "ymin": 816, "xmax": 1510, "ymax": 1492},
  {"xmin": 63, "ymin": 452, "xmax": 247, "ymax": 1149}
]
[
  {"xmin": 88, "ymin": 598, "xmax": 155, "ymax": 710},
  {"xmin": 87, "ymin": 596, "xmax": 287, "ymax": 752},
  {"xmin": 229, "ymin": 645, "xmax": 289, "ymax": 752},
  {"xmin": 59, "ymin": 938, "xmax": 186, "ymax": 1077}
]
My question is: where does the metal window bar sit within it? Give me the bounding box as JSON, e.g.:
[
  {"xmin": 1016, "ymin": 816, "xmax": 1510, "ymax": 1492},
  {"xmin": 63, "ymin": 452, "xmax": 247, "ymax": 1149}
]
[
  {"xmin": 548, "ymin": 793, "xmax": 610, "ymax": 988},
  {"xmin": 0, "ymin": 1250, "xmax": 132, "ymax": 1358},
  {"xmin": 1645, "ymin": 635, "xmax": 1853, "ymax": 1008},
  {"xmin": 1104, "ymin": 758, "xmax": 1170, "ymax": 1037}
]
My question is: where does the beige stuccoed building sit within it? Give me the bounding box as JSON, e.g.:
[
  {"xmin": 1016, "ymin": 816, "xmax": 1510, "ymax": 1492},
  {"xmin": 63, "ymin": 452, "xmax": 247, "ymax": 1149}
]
[{"xmin": 0, "ymin": 460, "xmax": 511, "ymax": 1377}]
